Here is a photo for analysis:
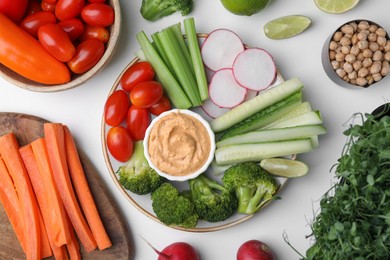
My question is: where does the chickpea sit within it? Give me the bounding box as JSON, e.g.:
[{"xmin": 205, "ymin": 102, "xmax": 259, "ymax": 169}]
[
  {"xmin": 353, "ymin": 60, "xmax": 363, "ymax": 71},
  {"xmin": 357, "ymin": 40, "xmax": 368, "ymax": 50},
  {"xmin": 329, "ymin": 41, "xmax": 339, "ymax": 50},
  {"xmin": 343, "ymin": 62, "xmax": 354, "ymax": 73},
  {"xmin": 372, "ymin": 73, "xmax": 382, "ymax": 82},
  {"xmin": 351, "ymin": 34, "xmax": 358, "ymax": 45},
  {"xmin": 369, "ymin": 24, "xmax": 378, "ymax": 33},
  {"xmin": 341, "ymin": 45, "xmax": 350, "ymax": 54},
  {"xmin": 377, "ymin": 36, "xmax": 387, "ymax": 47},
  {"xmin": 384, "ymin": 41, "xmax": 390, "ymax": 52},
  {"xmin": 350, "ymin": 45, "xmax": 360, "ymax": 55},
  {"xmin": 358, "ymin": 67, "xmax": 369, "ymax": 78},
  {"xmin": 349, "ymin": 22, "xmax": 358, "ymax": 32},
  {"xmin": 370, "ymin": 61, "xmax": 382, "ymax": 74},
  {"xmin": 345, "ymin": 53, "xmax": 356, "ymax": 63},
  {"xmin": 358, "ymin": 21, "xmax": 370, "ymax": 30},
  {"xmin": 331, "ymin": 60, "xmax": 340, "ymax": 69},
  {"xmin": 368, "ymin": 33, "xmax": 377, "ymax": 42},
  {"xmin": 357, "ymin": 31, "xmax": 368, "ymax": 41},
  {"xmin": 336, "ymin": 68, "xmax": 347, "ymax": 78},
  {"xmin": 348, "ymin": 71, "xmax": 357, "ymax": 80},
  {"xmin": 340, "ymin": 36, "xmax": 352, "ymax": 46},
  {"xmin": 329, "ymin": 50, "xmax": 336, "ymax": 60},
  {"xmin": 381, "ymin": 64, "xmax": 390, "ymax": 76},
  {"xmin": 369, "ymin": 42, "xmax": 380, "ymax": 52},
  {"xmin": 357, "ymin": 52, "xmax": 364, "ymax": 61},
  {"xmin": 362, "ymin": 57, "xmax": 373, "ymax": 68},
  {"xmin": 341, "ymin": 24, "xmax": 354, "ymax": 35},
  {"xmin": 350, "ymin": 79, "xmax": 357, "ymax": 85},
  {"xmin": 335, "ymin": 52, "xmax": 345, "ymax": 62},
  {"xmin": 376, "ymin": 28, "xmax": 387, "ymax": 37},
  {"xmin": 333, "ymin": 31, "xmax": 343, "ymax": 41},
  {"xmin": 356, "ymin": 77, "xmax": 368, "ymax": 86},
  {"xmin": 373, "ymin": 50, "xmax": 383, "ymax": 61},
  {"xmin": 367, "ymin": 75, "xmax": 374, "ymax": 85},
  {"xmin": 362, "ymin": 49, "xmax": 373, "ymax": 58}
]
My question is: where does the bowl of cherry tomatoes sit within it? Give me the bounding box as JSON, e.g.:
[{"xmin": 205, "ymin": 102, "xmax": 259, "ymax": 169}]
[{"xmin": 0, "ymin": 0, "xmax": 121, "ymax": 92}]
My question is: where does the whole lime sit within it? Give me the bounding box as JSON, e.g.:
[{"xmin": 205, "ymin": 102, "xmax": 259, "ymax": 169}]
[{"xmin": 220, "ymin": 0, "xmax": 270, "ymax": 16}]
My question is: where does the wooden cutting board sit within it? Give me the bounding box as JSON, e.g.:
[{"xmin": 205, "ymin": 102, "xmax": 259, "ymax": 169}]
[{"xmin": 0, "ymin": 112, "xmax": 134, "ymax": 259}]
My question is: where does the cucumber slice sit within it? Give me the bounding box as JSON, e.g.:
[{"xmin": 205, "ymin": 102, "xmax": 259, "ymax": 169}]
[
  {"xmin": 265, "ymin": 110, "xmax": 323, "ymax": 129},
  {"xmin": 210, "ymin": 77, "xmax": 304, "ymax": 133},
  {"xmin": 215, "ymin": 139, "xmax": 314, "ymax": 165},
  {"xmin": 216, "ymin": 124, "xmax": 327, "ymax": 148},
  {"xmin": 265, "ymin": 101, "xmax": 312, "ymax": 128}
]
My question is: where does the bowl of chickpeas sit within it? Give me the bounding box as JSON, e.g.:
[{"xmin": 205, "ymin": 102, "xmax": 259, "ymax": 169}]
[{"xmin": 322, "ymin": 19, "xmax": 390, "ymax": 88}]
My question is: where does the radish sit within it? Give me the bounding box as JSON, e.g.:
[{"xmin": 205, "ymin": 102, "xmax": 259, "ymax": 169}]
[
  {"xmin": 201, "ymin": 98, "xmax": 231, "ymax": 119},
  {"xmin": 244, "ymin": 90, "xmax": 259, "ymax": 101},
  {"xmin": 201, "ymin": 29, "xmax": 245, "ymax": 71},
  {"xmin": 209, "ymin": 68, "xmax": 247, "ymax": 108},
  {"xmin": 233, "ymin": 48, "xmax": 276, "ymax": 91},
  {"xmin": 237, "ymin": 240, "xmax": 276, "ymax": 260},
  {"xmin": 142, "ymin": 237, "xmax": 200, "ymax": 260}
]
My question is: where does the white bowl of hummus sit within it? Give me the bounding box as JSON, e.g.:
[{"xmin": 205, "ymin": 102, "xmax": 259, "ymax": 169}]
[{"xmin": 144, "ymin": 109, "xmax": 216, "ymax": 181}]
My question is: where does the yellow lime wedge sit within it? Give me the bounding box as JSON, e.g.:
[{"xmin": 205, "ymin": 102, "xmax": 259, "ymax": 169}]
[
  {"xmin": 314, "ymin": 0, "xmax": 360, "ymax": 14},
  {"xmin": 263, "ymin": 15, "xmax": 311, "ymax": 40},
  {"xmin": 260, "ymin": 158, "xmax": 309, "ymax": 178}
]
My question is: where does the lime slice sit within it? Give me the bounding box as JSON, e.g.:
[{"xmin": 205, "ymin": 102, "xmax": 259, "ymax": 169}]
[
  {"xmin": 263, "ymin": 15, "xmax": 311, "ymax": 40},
  {"xmin": 314, "ymin": 0, "xmax": 360, "ymax": 14},
  {"xmin": 260, "ymin": 158, "xmax": 309, "ymax": 178}
]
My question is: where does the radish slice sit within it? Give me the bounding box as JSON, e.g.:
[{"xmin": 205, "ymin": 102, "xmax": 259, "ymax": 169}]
[
  {"xmin": 209, "ymin": 68, "xmax": 247, "ymax": 108},
  {"xmin": 233, "ymin": 48, "xmax": 276, "ymax": 91},
  {"xmin": 201, "ymin": 29, "xmax": 245, "ymax": 71},
  {"xmin": 201, "ymin": 98, "xmax": 231, "ymax": 119},
  {"xmin": 244, "ymin": 90, "xmax": 259, "ymax": 101}
]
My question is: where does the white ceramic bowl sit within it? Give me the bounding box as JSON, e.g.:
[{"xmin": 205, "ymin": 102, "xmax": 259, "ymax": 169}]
[{"xmin": 143, "ymin": 109, "xmax": 215, "ymax": 182}]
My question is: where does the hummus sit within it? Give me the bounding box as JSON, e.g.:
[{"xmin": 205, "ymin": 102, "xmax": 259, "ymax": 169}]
[{"xmin": 147, "ymin": 111, "xmax": 212, "ymax": 177}]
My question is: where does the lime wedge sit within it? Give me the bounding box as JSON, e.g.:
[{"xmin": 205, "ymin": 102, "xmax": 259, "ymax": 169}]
[
  {"xmin": 263, "ymin": 15, "xmax": 311, "ymax": 40},
  {"xmin": 314, "ymin": 0, "xmax": 359, "ymax": 14},
  {"xmin": 260, "ymin": 158, "xmax": 309, "ymax": 178}
]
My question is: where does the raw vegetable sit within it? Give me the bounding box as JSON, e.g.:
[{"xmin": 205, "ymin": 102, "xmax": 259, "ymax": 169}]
[
  {"xmin": 0, "ymin": 13, "xmax": 71, "ymax": 84},
  {"xmin": 220, "ymin": 0, "xmax": 269, "ymax": 16},
  {"xmin": 104, "ymin": 90, "xmax": 131, "ymax": 127},
  {"xmin": 0, "ymin": 0, "xmax": 28, "ymax": 23},
  {"xmin": 120, "ymin": 61, "xmax": 156, "ymax": 93},
  {"xmin": 201, "ymin": 98, "xmax": 230, "ymax": 119},
  {"xmin": 260, "ymin": 158, "xmax": 309, "ymax": 178},
  {"xmin": 215, "ymin": 138, "xmax": 314, "ymax": 165},
  {"xmin": 126, "ymin": 105, "xmax": 151, "ymax": 141},
  {"xmin": 106, "ymin": 126, "xmax": 134, "ymax": 163},
  {"xmin": 209, "ymin": 68, "xmax": 247, "ymax": 108},
  {"xmin": 201, "ymin": 29, "xmax": 244, "ymax": 71},
  {"xmin": 80, "ymin": 24, "xmax": 109, "ymax": 43},
  {"xmin": 210, "ymin": 77, "xmax": 304, "ymax": 133},
  {"xmin": 232, "ymin": 48, "xmax": 276, "ymax": 91},
  {"xmin": 129, "ymin": 80, "xmax": 163, "ymax": 108},
  {"xmin": 237, "ymin": 240, "xmax": 276, "ymax": 260},
  {"xmin": 116, "ymin": 141, "xmax": 163, "ymax": 195},
  {"xmin": 64, "ymin": 126, "xmax": 112, "ymax": 250},
  {"xmin": 20, "ymin": 11, "xmax": 57, "ymax": 38},
  {"xmin": 55, "ymin": 0, "xmax": 84, "ymax": 21},
  {"xmin": 222, "ymin": 162, "xmax": 278, "ymax": 214},
  {"xmin": 189, "ymin": 174, "xmax": 237, "ymax": 222},
  {"xmin": 157, "ymin": 242, "xmax": 200, "ymax": 260},
  {"xmin": 67, "ymin": 38, "xmax": 105, "ymax": 74},
  {"xmin": 58, "ymin": 18, "xmax": 86, "ymax": 41},
  {"xmin": 267, "ymin": 101, "xmax": 312, "ymax": 126},
  {"xmin": 81, "ymin": 3, "xmax": 115, "ymax": 27},
  {"xmin": 140, "ymin": 0, "xmax": 193, "ymax": 22},
  {"xmin": 263, "ymin": 110, "xmax": 323, "ymax": 129},
  {"xmin": 148, "ymin": 95, "xmax": 172, "ymax": 116}
]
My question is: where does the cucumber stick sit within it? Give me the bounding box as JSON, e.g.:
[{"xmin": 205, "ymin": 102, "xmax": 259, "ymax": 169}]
[
  {"xmin": 265, "ymin": 110, "xmax": 323, "ymax": 129},
  {"xmin": 220, "ymin": 91, "xmax": 303, "ymax": 140},
  {"xmin": 215, "ymin": 139, "xmax": 314, "ymax": 165},
  {"xmin": 210, "ymin": 77, "xmax": 304, "ymax": 133},
  {"xmin": 216, "ymin": 124, "xmax": 327, "ymax": 148},
  {"xmin": 265, "ymin": 101, "xmax": 312, "ymax": 127}
]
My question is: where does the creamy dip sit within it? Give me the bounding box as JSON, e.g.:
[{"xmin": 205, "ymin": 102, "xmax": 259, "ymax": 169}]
[{"xmin": 147, "ymin": 111, "xmax": 212, "ymax": 177}]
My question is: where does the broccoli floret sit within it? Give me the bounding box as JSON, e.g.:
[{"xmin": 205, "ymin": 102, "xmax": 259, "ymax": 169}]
[
  {"xmin": 116, "ymin": 141, "xmax": 163, "ymax": 195},
  {"xmin": 140, "ymin": 0, "xmax": 193, "ymax": 21},
  {"xmin": 151, "ymin": 182, "xmax": 198, "ymax": 228},
  {"xmin": 222, "ymin": 162, "xmax": 278, "ymax": 215},
  {"xmin": 189, "ymin": 174, "xmax": 237, "ymax": 222}
]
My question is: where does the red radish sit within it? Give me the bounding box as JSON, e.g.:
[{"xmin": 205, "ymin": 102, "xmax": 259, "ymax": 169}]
[
  {"xmin": 201, "ymin": 29, "xmax": 244, "ymax": 71},
  {"xmin": 142, "ymin": 237, "xmax": 200, "ymax": 260},
  {"xmin": 233, "ymin": 48, "xmax": 276, "ymax": 91},
  {"xmin": 237, "ymin": 240, "xmax": 276, "ymax": 260},
  {"xmin": 244, "ymin": 90, "xmax": 259, "ymax": 101},
  {"xmin": 209, "ymin": 68, "xmax": 247, "ymax": 108},
  {"xmin": 201, "ymin": 98, "xmax": 231, "ymax": 119}
]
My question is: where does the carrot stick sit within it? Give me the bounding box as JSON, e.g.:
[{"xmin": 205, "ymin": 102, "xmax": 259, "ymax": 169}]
[
  {"xmin": 44, "ymin": 123, "xmax": 97, "ymax": 252},
  {"xmin": 30, "ymin": 138, "xmax": 71, "ymax": 247},
  {"xmin": 0, "ymin": 133, "xmax": 40, "ymax": 260},
  {"xmin": 64, "ymin": 125, "xmax": 112, "ymax": 250},
  {"xmin": 65, "ymin": 215, "xmax": 81, "ymax": 260},
  {"xmin": 37, "ymin": 210, "xmax": 53, "ymax": 258},
  {"xmin": 0, "ymin": 156, "xmax": 26, "ymax": 253},
  {"xmin": 53, "ymin": 245, "xmax": 69, "ymax": 260}
]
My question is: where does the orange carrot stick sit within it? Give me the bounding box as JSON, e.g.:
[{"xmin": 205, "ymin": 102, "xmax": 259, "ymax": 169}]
[
  {"xmin": 0, "ymin": 156, "xmax": 26, "ymax": 253},
  {"xmin": 37, "ymin": 210, "xmax": 53, "ymax": 258},
  {"xmin": 0, "ymin": 133, "xmax": 40, "ymax": 260},
  {"xmin": 65, "ymin": 216, "xmax": 81, "ymax": 260},
  {"xmin": 31, "ymin": 138, "xmax": 71, "ymax": 247},
  {"xmin": 44, "ymin": 123, "xmax": 97, "ymax": 252},
  {"xmin": 64, "ymin": 125, "xmax": 112, "ymax": 250}
]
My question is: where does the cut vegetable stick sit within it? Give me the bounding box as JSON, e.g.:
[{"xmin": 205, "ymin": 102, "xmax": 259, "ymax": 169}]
[
  {"xmin": 31, "ymin": 138, "xmax": 71, "ymax": 247},
  {"xmin": 53, "ymin": 245, "xmax": 69, "ymax": 260},
  {"xmin": 37, "ymin": 210, "xmax": 53, "ymax": 258},
  {"xmin": 64, "ymin": 125, "xmax": 112, "ymax": 250},
  {"xmin": 44, "ymin": 123, "xmax": 97, "ymax": 252},
  {"xmin": 0, "ymin": 133, "xmax": 41, "ymax": 260},
  {"xmin": 65, "ymin": 215, "xmax": 81, "ymax": 260},
  {"xmin": 0, "ymin": 157, "xmax": 26, "ymax": 253}
]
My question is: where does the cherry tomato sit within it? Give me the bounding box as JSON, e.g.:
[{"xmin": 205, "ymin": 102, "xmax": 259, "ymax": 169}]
[
  {"xmin": 104, "ymin": 90, "xmax": 130, "ymax": 127},
  {"xmin": 25, "ymin": 0, "xmax": 42, "ymax": 16},
  {"xmin": 130, "ymin": 81, "xmax": 163, "ymax": 108},
  {"xmin": 148, "ymin": 96, "xmax": 172, "ymax": 116},
  {"xmin": 81, "ymin": 3, "xmax": 114, "ymax": 27},
  {"xmin": 80, "ymin": 25, "xmax": 109, "ymax": 43},
  {"xmin": 58, "ymin": 18, "xmax": 85, "ymax": 41},
  {"xmin": 41, "ymin": 1, "xmax": 56, "ymax": 12},
  {"xmin": 20, "ymin": 11, "xmax": 57, "ymax": 38},
  {"xmin": 107, "ymin": 126, "xmax": 133, "ymax": 162},
  {"xmin": 0, "ymin": 0, "xmax": 28, "ymax": 23},
  {"xmin": 42, "ymin": 0, "xmax": 58, "ymax": 4},
  {"xmin": 55, "ymin": 0, "xmax": 85, "ymax": 21},
  {"xmin": 67, "ymin": 38, "xmax": 105, "ymax": 74},
  {"xmin": 38, "ymin": 24, "xmax": 76, "ymax": 62},
  {"xmin": 120, "ymin": 61, "xmax": 155, "ymax": 93},
  {"xmin": 88, "ymin": 0, "xmax": 106, "ymax": 3},
  {"xmin": 126, "ymin": 106, "xmax": 151, "ymax": 141}
]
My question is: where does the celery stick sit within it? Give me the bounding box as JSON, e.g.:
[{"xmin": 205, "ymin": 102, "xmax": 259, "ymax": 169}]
[
  {"xmin": 136, "ymin": 31, "xmax": 191, "ymax": 109},
  {"xmin": 151, "ymin": 32, "xmax": 175, "ymax": 74},
  {"xmin": 158, "ymin": 28, "xmax": 202, "ymax": 106},
  {"xmin": 184, "ymin": 17, "xmax": 209, "ymax": 101}
]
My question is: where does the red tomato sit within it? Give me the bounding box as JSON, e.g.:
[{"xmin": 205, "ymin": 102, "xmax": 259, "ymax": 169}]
[
  {"xmin": 0, "ymin": 0, "xmax": 28, "ymax": 23},
  {"xmin": 81, "ymin": 3, "xmax": 114, "ymax": 27},
  {"xmin": 38, "ymin": 24, "xmax": 76, "ymax": 62},
  {"xmin": 80, "ymin": 25, "xmax": 109, "ymax": 43},
  {"xmin": 41, "ymin": 1, "xmax": 56, "ymax": 12},
  {"xmin": 55, "ymin": 0, "xmax": 85, "ymax": 21},
  {"xmin": 58, "ymin": 18, "xmax": 85, "ymax": 41},
  {"xmin": 120, "ymin": 61, "xmax": 155, "ymax": 93},
  {"xmin": 107, "ymin": 126, "xmax": 133, "ymax": 162},
  {"xmin": 88, "ymin": 0, "xmax": 106, "ymax": 3},
  {"xmin": 20, "ymin": 11, "xmax": 57, "ymax": 38},
  {"xmin": 67, "ymin": 38, "xmax": 105, "ymax": 74},
  {"xmin": 25, "ymin": 0, "xmax": 42, "ymax": 16},
  {"xmin": 126, "ymin": 106, "xmax": 151, "ymax": 141},
  {"xmin": 42, "ymin": 0, "xmax": 58, "ymax": 4},
  {"xmin": 104, "ymin": 90, "xmax": 130, "ymax": 126},
  {"xmin": 148, "ymin": 96, "xmax": 172, "ymax": 116},
  {"xmin": 130, "ymin": 81, "xmax": 163, "ymax": 108}
]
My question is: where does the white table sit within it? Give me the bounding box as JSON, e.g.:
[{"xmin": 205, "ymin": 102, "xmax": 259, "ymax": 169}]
[{"xmin": 1, "ymin": 0, "xmax": 390, "ymax": 259}]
